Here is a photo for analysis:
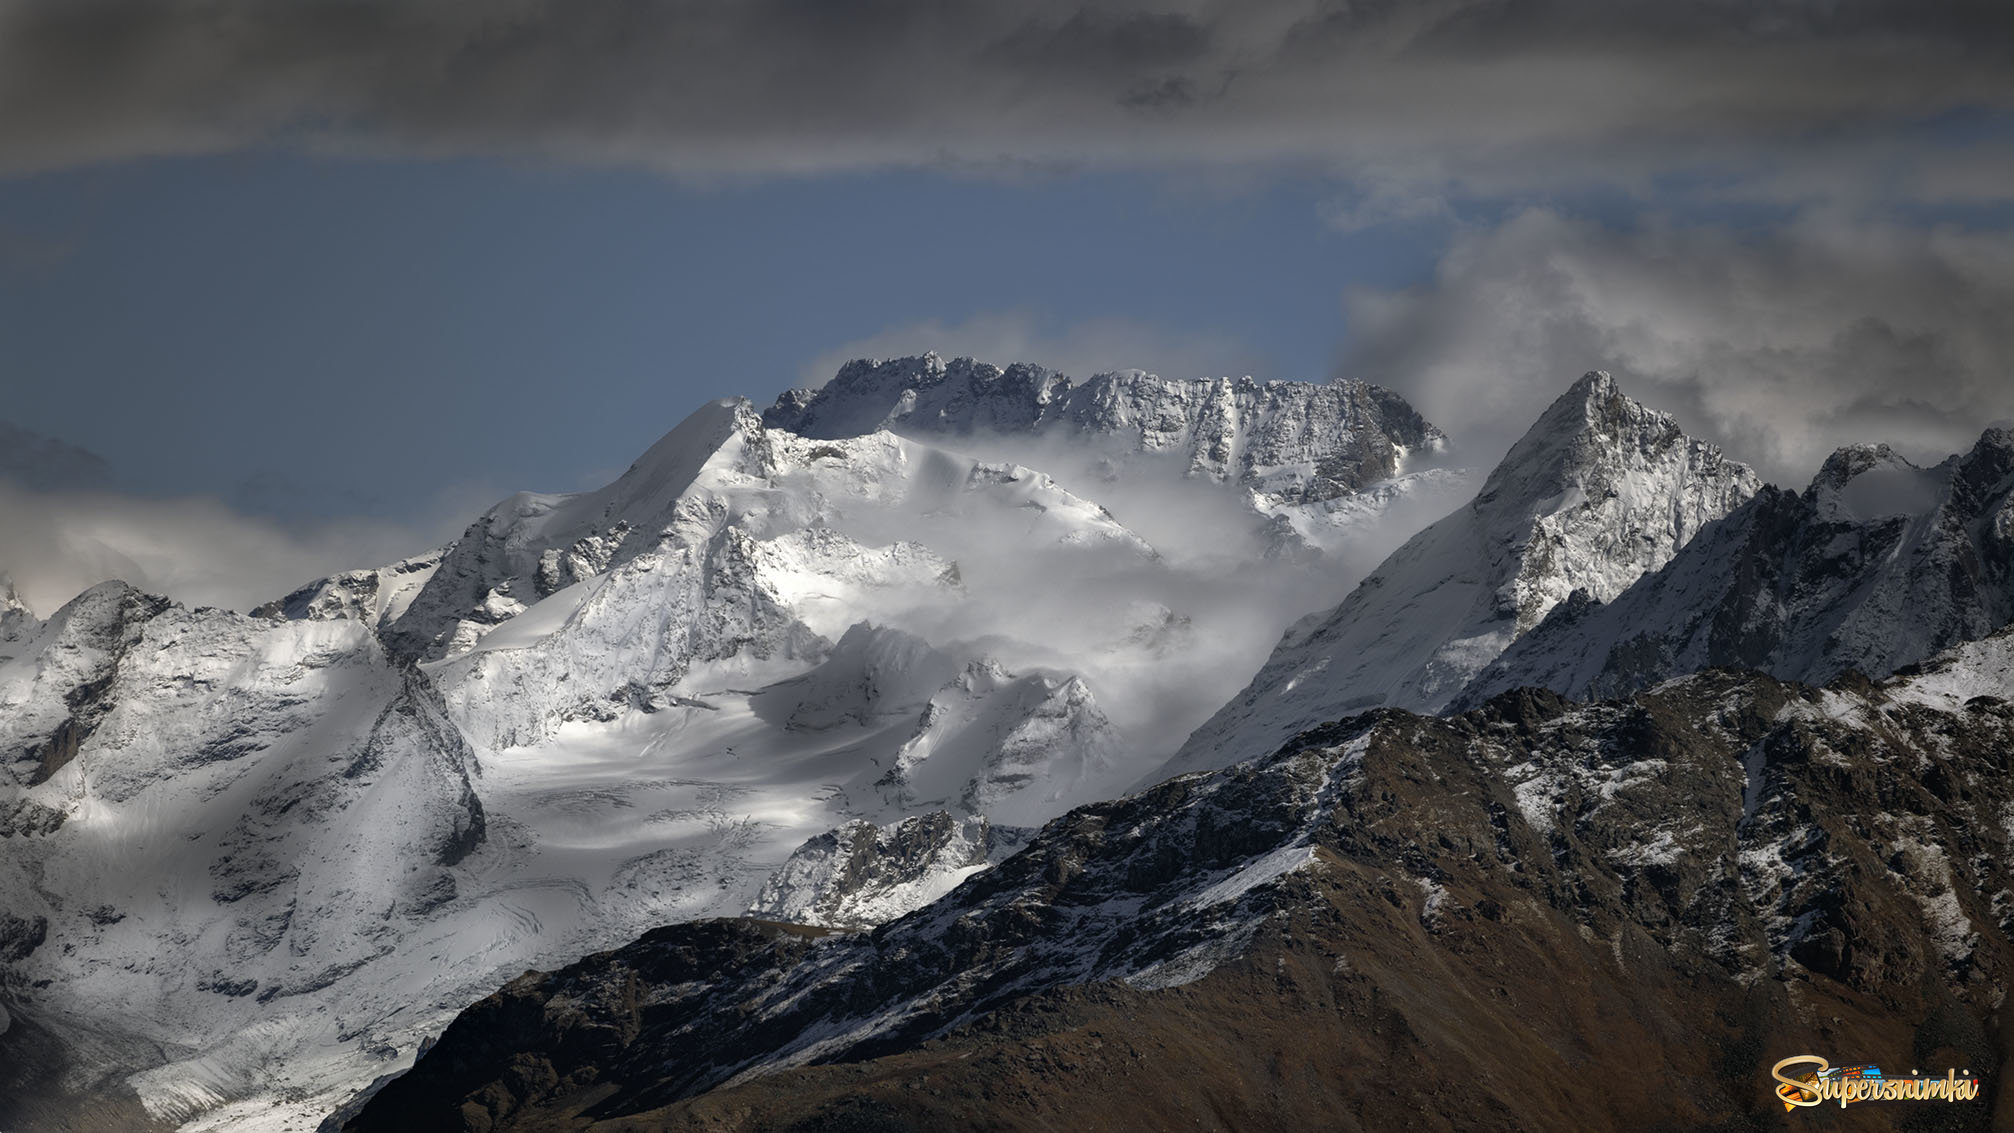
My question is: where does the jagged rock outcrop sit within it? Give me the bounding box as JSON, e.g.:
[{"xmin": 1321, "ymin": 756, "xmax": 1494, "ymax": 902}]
[
  {"xmin": 1161, "ymin": 371, "xmax": 1758, "ymax": 778},
  {"xmin": 1459, "ymin": 429, "xmax": 2014, "ymax": 707},
  {"xmin": 0, "ymin": 581, "xmax": 170, "ymax": 786},
  {"xmin": 343, "ymin": 650, "xmax": 2014, "ymax": 1132},
  {"xmin": 764, "ymin": 353, "xmax": 1446, "ymax": 503}
]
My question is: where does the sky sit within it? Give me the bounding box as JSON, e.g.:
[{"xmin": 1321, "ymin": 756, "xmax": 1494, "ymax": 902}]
[{"xmin": 3, "ymin": 0, "xmax": 2013, "ymax": 614}]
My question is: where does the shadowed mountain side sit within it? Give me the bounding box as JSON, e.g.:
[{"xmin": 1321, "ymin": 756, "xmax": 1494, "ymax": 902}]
[
  {"xmin": 343, "ymin": 655, "xmax": 2014, "ymax": 1132},
  {"xmin": 1457, "ymin": 430, "xmax": 2014, "ymax": 709}
]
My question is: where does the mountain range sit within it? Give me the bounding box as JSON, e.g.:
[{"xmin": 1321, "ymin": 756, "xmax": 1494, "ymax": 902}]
[{"xmin": 3, "ymin": 358, "xmax": 2010, "ymax": 1132}]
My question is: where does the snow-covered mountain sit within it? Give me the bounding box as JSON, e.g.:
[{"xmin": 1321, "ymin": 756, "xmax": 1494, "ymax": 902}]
[
  {"xmin": 1159, "ymin": 371, "xmax": 1758, "ymax": 778},
  {"xmin": 764, "ymin": 352, "xmax": 1464, "ymax": 555},
  {"xmin": 13, "ymin": 357, "xmax": 2011, "ymax": 1133},
  {"xmin": 0, "ymin": 357, "xmax": 1456, "ymax": 1132},
  {"xmin": 341, "ymin": 647, "xmax": 2014, "ymax": 1131},
  {"xmin": 1457, "ymin": 429, "xmax": 2014, "ymax": 706},
  {"xmin": 0, "ymin": 583, "xmax": 485, "ymax": 1131}
]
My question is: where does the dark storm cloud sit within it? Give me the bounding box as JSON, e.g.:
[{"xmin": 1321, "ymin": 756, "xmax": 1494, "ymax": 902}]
[{"xmin": 1, "ymin": 0, "xmax": 2009, "ymax": 195}]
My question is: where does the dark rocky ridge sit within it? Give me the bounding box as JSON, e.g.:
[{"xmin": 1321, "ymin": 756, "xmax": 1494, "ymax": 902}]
[{"xmin": 343, "ymin": 661, "xmax": 2014, "ymax": 1131}]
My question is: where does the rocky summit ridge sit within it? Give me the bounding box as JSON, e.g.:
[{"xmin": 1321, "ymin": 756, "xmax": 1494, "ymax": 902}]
[{"xmin": 764, "ymin": 352, "xmax": 1446, "ymax": 503}]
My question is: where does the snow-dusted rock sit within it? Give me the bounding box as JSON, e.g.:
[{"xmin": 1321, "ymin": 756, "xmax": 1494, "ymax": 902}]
[
  {"xmin": 745, "ymin": 811, "xmax": 1028, "ymax": 930},
  {"xmin": 876, "ymin": 657, "xmax": 1123, "ymax": 826},
  {"xmin": 767, "ymin": 352, "xmax": 1446, "ymax": 501},
  {"xmin": 250, "ymin": 552, "xmax": 443, "ymax": 629},
  {"xmin": 1160, "ymin": 372, "xmax": 1757, "ymax": 777},
  {"xmin": 1459, "ymin": 428, "xmax": 2014, "ymax": 705},
  {"xmin": 0, "ymin": 585, "xmax": 486, "ymax": 1126},
  {"xmin": 747, "ymin": 622, "xmax": 1127, "ymax": 827},
  {"xmin": 0, "ymin": 574, "xmax": 30, "ymax": 619},
  {"xmin": 350, "ymin": 652, "xmax": 2014, "ymax": 1132}
]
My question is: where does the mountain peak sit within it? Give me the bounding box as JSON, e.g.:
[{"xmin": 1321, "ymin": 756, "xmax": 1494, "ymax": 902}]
[
  {"xmin": 1568, "ymin": 367, "xmax": 1617, "ymax": 401},
  {"xmin": 1477, "ymin": 370, "xmax": 1697, "ymax": 515},
  {"xmin": 1159, "ymin": 371, "xmax": 1757, "ymax": 775},
  {"xmin": 766, "ymin": 354, "xmax": 1065, "ymax": 438},
  {"xmin": 1461, "ymin": 422, "xmax": 2014, "ymax": 707},
  {"xmin": 0, "ymin": 574, "xmax": 30, "ymax": 620},
  {"xmin": 1812, "ymin": 441, "xmax": 1909, "ymax": 487}
]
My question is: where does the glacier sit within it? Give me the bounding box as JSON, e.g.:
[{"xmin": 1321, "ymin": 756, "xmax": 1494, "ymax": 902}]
[{"xmin": 0, "ymin": 356, "xmax": 1460, "ymax": 1130}]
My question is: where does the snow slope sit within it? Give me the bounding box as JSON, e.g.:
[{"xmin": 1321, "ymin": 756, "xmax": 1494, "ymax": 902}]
[
  {"xmin": 1458, "ymin": 429, "xmax": 2014, "ymax": 706},
  {"xmin": 1159, "ymin": 372, "xmax": 1757, "ymax": 777},
  {"xmin": 0, "ymin": 585, "xmax": 485, "ymax": 1129}
]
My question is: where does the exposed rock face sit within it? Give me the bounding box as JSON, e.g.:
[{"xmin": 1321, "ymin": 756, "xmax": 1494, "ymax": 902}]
[
  {"xmin": 1460, "ymin": 429, "xmax": 2014, "ymax": 707},
  {"xmin": 343, "ymin": 655, "xmax": 2014, "ymax": 1132},
  {"xmin": 763, "ymin": 353, "xmax": 1446, "ymax": 503},
  {"xmin": 1162, "ymin": 372, "xmax": 1758, "ymax": 778},
  {"xmin": 0, "ymin": 575, "xmax": 32, "ymax": 620}
]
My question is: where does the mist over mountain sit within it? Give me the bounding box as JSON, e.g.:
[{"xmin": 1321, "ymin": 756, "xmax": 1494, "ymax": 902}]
[
  {"xmin": 0, "ymin": 357, "xmax": 1466, "ymax": 1130},
  {"xmin": 4, "ymin": 359, "xmax": 2012, "ymax": 1133},
  {"xmin": 1160, "ymin": 371, "xmax": 1758, "ymax": 780}
]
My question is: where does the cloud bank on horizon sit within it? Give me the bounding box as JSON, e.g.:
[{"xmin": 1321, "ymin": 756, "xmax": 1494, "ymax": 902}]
[
  {"xmin": 1340, "ymin": 208, "xmax": 2014, "ymax": 483},
  {"xmin": 1, "ymin": 0, "xmax": 2008, "ymax": 202},
  {"xmin": 4, "ymin": 0, "xmax": 2012, "ymax": 613}
]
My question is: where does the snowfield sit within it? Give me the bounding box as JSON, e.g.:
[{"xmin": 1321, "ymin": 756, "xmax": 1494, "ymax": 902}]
[{"xmin": 0, "ymin": 356, "xmax": 1462, "ymax": 1129}]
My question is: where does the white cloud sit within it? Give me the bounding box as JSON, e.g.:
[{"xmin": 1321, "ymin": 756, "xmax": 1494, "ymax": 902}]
[
  {"xmin": 0, "ymin": 478, "xmax": 456, "ymax": 617},
  {"xmin": 1340, "ymin": 208, "xmax": 2014, "ymax": 484}
]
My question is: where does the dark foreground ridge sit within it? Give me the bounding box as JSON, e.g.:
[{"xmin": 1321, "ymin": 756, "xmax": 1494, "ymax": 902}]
[{"xmin": 344, "ymin": 654, "xmax": 2014, "ymax": 1132}]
